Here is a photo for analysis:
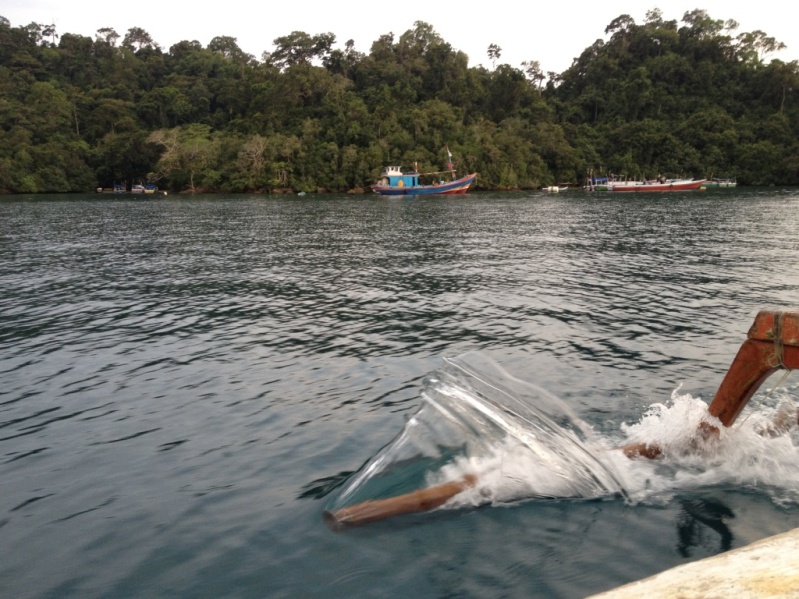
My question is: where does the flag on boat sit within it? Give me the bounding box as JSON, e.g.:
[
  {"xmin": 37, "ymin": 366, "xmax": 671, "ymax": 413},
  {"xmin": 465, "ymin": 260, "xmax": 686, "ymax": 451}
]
[{"xmin": 446, "ymin": 146, "xmax": 454, "ymax": 171}]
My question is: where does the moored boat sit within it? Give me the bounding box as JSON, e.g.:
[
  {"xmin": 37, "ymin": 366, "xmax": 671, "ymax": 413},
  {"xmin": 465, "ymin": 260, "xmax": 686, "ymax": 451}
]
[
  {"xmin": 371, "ymin": 166, "xmax": 476, "ymax": 196},
  {"xmin": 372, "ymin": 166, "xmax": 477, "ymax": 196},
  {"xmin": 704, "ymin": 177, "xmax": 737, "ymax": 188},
  {"xmin": 131, "ymin": 184, "xmax": 145, "ymax": 194},
  {"xmin": 372, "ymin": 147, "xmax": 476, "ymax": 196},
  {"xmin": 587, "ymin": 178, "xmax": 706, "ymax": 192},
  {"xmin": 608, "ymin": 178, "xmax": 706, "ymax": 192}
]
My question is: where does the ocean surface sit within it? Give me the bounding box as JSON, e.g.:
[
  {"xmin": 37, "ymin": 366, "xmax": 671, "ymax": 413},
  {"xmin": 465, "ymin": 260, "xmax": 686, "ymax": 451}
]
[{"xmin": 1, "ymin": 188, "xmax": 798, "ymax": 598}]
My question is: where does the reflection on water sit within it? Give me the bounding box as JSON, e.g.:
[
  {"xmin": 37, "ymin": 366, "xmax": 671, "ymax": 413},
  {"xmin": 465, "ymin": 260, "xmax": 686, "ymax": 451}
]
[
  {"xmin": 1, "ymin": 190, "xmax": 798, "ymax": 598},
  {"xmin": 677, "ymin": 497, "xmax": 734, "ymax": 557}
]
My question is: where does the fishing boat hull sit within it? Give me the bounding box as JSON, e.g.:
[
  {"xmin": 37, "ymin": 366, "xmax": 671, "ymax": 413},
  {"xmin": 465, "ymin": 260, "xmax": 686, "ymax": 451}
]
[
  {"xmin": 372, "ymin": 173, "xmax": 477, "ymax": 196},
  {"xmin": 609, "ymin": 179, "xmax": 706, "ymax": 192}
]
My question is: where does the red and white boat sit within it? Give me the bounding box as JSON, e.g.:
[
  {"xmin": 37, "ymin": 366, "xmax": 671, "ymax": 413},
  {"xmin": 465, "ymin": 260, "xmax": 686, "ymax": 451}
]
[{"xmin": 606, "ymin": 178, "xmax": 706, "ymax": 192}]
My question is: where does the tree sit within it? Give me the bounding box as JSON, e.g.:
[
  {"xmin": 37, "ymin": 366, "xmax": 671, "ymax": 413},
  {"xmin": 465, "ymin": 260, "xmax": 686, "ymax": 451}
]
[
  {"xmin": 93, "ymin": 130, "xmax": 158, "ymax": 188},
  {"xmin": 0, "ymin": 9, "xmax": 797, "ymax": 193},
  {"xmin": 95, "ymin": 27, "xmax": 120, "ymax": 46},
  {"xmin": 148, "ymin": 124, "xmax": 219, "ymax": 191},
  {"xmin": 41, "ymin": 22, "xmax": 58, "ymax": 46},
  {"xmin": 487, "ymin": 43, "xmax": 501, "ymax": 69},
  {"xmin": 208, "ymin": 35, "xmax": 252, "ymax": 64},
  {"xmin": 398, "ymin": 21, "xmax": 442, "ymax": 56},
  {"xmin": 522, "ymin": 60, "xmax": 545, "ymax": 91},
  {"xmin": 122, "ymin": 27, "xmax": 159, "ymax": 52},
  {"xmin": 23, "ymin": 22, "xmax": 44, "ymax": 45},
  {"xmin": 24, "ymin": 81, "xmax": 74, "ymax": 143},
  {"xmin": 323, "ymin": 39, "xmax": 364, "ymax": 77},
  {"xmin": 735, "ymin": 30, "xmax": 786, "ymax": 64},
  {"xmin": 605, "ymin": 14, "xmax": 636, "ymax": 36},
  {"xmin": 644, "ymin": 8, "xmax": 664, "ymax": 25},
  {"xmin": 680, "ymin": 10, "xmax": 725, "ymax": 39},
  {"xmin": 271, "ymin": 31, "xmax": 336, "ymax": 69},
  {"xmin": 233, "ymin": 134, "xmax": 270, "ymax": 190}
]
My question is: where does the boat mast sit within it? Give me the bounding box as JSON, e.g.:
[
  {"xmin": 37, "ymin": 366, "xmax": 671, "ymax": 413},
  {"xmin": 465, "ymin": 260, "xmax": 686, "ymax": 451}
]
[{"xmin": 446, "ymin": 146, "xmax": 454, "ymax": 179}]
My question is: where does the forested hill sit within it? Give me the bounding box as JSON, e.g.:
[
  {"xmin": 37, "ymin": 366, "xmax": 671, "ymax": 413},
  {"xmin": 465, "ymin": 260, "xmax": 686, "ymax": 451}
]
[{"xmin": 0, "ymin": 9, "xmax": 797, "ymax": 193}]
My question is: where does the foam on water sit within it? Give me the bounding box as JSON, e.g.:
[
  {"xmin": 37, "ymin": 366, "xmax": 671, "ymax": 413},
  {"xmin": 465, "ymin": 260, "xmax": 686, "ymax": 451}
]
[
  {"xmin": 626, "ymin": 383, "xmax": 799, "ymax": 505},
  {"xmin": 327, "ymin": 353, "xmax": 799, "ymax": 515}
]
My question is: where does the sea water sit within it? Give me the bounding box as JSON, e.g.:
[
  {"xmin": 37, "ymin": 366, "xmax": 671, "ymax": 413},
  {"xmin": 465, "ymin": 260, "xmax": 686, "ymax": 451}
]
[{"xmin": 1, "ymin": 189, "xmax": 798, "ymax": 598}]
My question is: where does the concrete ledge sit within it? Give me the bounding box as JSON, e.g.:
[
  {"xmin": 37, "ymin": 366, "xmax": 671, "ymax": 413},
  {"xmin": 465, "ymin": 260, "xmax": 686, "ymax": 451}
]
[{"xmin": 588, "ymin": 527, "xmax": 799, "ymax": 598}]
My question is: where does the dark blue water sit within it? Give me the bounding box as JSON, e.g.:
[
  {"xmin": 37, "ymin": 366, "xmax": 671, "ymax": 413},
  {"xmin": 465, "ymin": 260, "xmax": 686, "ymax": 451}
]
[{"xmin": 1, "ymin": 189, "xmax": 798, "ymax": 598}]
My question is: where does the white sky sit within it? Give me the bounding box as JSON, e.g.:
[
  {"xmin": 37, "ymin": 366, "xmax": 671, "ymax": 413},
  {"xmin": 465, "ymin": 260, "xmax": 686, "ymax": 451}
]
[{"xmin": 3, "ymin": 1, "xmax": 797, "ymax": 75}]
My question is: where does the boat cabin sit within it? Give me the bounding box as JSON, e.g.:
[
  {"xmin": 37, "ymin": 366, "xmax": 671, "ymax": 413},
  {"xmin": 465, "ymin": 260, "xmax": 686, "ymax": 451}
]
[{"xmin": 378, "ymin": 166, "xmax": 419, "ymax": 189}]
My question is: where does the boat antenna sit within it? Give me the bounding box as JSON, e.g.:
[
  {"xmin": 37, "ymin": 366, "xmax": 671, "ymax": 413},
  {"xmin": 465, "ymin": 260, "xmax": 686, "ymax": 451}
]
[{"xmin": 446, "ymin": 146, "xmax": 454, "ymax": 179}]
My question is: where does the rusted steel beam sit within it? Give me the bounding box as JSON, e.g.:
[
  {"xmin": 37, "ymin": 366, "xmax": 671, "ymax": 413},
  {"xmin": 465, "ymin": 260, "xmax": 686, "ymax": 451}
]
[
  {"xmin": 624, "ymin": 310, "xmax": 798, "ymax": 459},
  {"xmin": 708, "ymin": 310, "xmax": 799, "ymax": 426}
]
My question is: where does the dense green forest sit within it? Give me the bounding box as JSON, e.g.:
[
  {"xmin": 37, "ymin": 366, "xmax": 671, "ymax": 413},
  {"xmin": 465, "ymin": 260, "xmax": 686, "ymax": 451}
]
[{"xmin": 0, "ymin": 9, "xmax": 797, "ymax": 193}]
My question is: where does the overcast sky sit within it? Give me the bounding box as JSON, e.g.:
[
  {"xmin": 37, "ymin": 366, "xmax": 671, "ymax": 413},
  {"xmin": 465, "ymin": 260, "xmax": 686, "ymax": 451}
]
[{"xmin": 3, "ymin": 1, "xmax": 797, "ymax": 74}]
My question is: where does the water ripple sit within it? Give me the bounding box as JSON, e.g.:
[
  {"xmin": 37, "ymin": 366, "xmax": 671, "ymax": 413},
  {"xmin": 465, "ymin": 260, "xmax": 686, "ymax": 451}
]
[{"xmin": 0, "ymin": 191, "xmax": 798, "ymax": 598}]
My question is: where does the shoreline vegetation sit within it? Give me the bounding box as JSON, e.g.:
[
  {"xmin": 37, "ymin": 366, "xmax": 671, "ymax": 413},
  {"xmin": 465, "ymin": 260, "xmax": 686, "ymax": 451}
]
[{"xmin": 0, "ymin": 10, "xmax": 797, "ymax": 195}]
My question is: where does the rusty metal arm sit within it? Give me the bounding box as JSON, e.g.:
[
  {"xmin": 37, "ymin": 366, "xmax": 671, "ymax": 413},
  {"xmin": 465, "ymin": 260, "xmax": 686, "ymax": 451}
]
[
  {"xmin": 708, "ymin": 310, "xmax": 799, "ymax": 425},
  {"xmin": 624, "ymin": 309, "xmax": 799, "ymax": 458}
]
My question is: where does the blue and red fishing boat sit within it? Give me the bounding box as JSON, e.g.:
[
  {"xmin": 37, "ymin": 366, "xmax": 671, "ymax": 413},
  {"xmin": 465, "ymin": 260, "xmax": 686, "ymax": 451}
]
[
  {"xmin": 371, "ymin": 167, "xmax": 476, "ymax": 196},
  {"xmin": 371, "ymin": 148, "xmax": 477, "ymax": 196}
]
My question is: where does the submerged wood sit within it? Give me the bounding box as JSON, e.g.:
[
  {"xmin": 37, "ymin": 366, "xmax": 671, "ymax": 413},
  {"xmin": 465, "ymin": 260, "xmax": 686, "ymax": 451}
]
[{"xmin": 323, "ymin": 475, "xmax": 477, "ymax": 531}]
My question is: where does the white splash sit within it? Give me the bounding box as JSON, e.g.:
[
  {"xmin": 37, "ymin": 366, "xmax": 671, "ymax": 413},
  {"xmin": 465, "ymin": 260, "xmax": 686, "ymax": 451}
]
[
  {"xmin": 620, "ymin": 385, "xmax": 799, "ymax": 506},
  {"xmin": 328, "ymin": 354, "xmax": 799, "ymax": 514}
]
